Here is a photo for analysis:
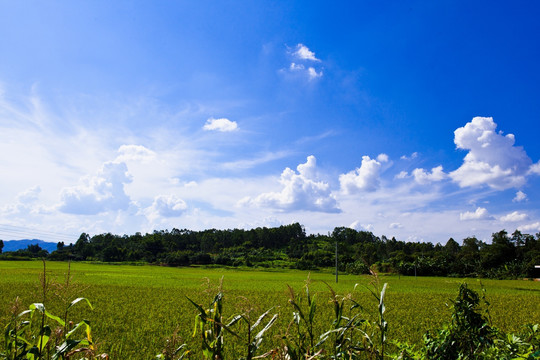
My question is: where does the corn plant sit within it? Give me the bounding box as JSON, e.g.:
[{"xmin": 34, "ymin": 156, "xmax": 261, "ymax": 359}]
[
  {"xmin": 366, "ymin": 281, "xmax": 388, "ymax": 360},
  {"xmin": 226, "ymin": 307, "xmax": 278, "ymax": 360},
  {"xmin": 2, "ymin": 295, "xmax": 96, "ymax": 360},
  {"xmin": 187, "ymin": 291, "xmax": 229, "ymax": 359},
  {"xmin": 283, "ymin": 277, "xmax": 319, "ymax": 359},
  {"xmin": 1, "ymin": 261, "xmax": 103, "ymax": 360},
  {"xmin": 187, "ymin": 278, "xmax": 278, "ymax": 360},
  {"xmin": 155, "ymin": 330, "xmax": 190, "ymax": 360},
  {"xmin": 316, "ymin": 284, "xmax": 367, "ymax": 359}
]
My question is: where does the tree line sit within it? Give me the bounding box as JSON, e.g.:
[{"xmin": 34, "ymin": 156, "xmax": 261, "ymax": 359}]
[{"xmin": 1, "ymin": 223, "xmax": 539, "ymax": 279}]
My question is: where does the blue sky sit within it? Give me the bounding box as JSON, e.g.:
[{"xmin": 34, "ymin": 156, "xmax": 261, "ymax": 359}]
[{"xmin": 1, "ymin": 1, "xmax": 540, "ymax": 244}]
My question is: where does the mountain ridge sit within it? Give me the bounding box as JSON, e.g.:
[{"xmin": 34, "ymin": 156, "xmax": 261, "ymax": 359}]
[{"xmin": 1, "ymin": 239, "xmax": 58, "ymax": 253}]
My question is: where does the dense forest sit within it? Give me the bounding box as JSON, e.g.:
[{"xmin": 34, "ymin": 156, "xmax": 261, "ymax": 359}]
[{"xmin": 1, "ymin": 224, "xmax": 539, "ymax": 279}]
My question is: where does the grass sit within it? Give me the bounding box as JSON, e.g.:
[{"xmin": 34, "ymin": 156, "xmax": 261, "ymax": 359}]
[{"xmin": 1, "ymin": 261, "xmax": 539, "ymax": 359}]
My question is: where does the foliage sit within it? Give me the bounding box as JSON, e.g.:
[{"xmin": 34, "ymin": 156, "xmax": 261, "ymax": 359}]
[
  {"xmin": 1, "ymin": 261, "xmax": 104, "ymax": 360},
  {"xmin": 3, "ymin": 225, "xmax": 540, "ymax": 279},
  {"xmin": 1, "ymin": 261, "xmax": 540, "ymax": 359}
]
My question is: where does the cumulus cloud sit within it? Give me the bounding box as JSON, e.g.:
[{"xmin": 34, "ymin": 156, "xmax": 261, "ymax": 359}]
[
  {"xmin": 513, "ymin": 191, "xmax": 527, "ymax": 202},
  {"xmin": 59, "ymin": 161, "xmax": 132, "ymax": 215},
  {"xmin": 293, "ymin": 44, "xmax": 320, "ymax": 62},
  {"xmin": 2, "ymin": 186, "xmax": 43, "ymax": 216},
  {"xmin": 450, "ymin": 117, "xmax": 532, "ymax": 190},
  {"xmin": 377, "ymin": 153, "xmax": 389, "ymax": 163},
  {"xmin": 389, "ymin": 222, "xmax": 403, "ymax": 229},
  {"xmin": 499, "ymin": 211, "xmax": 528, "ymax": 222},
  {"xmin": 148, "ymin": 194, "xmax": 187, "ymax": 218},
  {"xmin": 203, "ymin": 118, "xmax": 238, "ymax": 132},
  {"xmin": 241, "ymin": 155, "xmax": 340, "ymax": 213},
  {"xmin": 412, "ymin": 165, "xmax": 446, "ymax": 185},
  {"xmin": 518, "ymin": 222, "xmax": 540, "ymax": 232},
  {"xmin": 340, "ymin": 155, "xmax": 386, "ymax": 193},
  {"xmin": 349, "ymin": 220, "xmax": 374, "ymax": 232},
  {"xmin": 460, "ymin": 207, "xmax": 493, "ymax": 221}
]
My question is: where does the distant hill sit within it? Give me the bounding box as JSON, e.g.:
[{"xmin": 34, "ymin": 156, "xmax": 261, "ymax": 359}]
[{"xmin": 1, "ymin": 239, "xmax": 58, "ymax": 253}]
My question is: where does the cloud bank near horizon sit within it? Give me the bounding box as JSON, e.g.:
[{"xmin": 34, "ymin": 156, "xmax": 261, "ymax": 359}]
[{"xmin": 1, "ymin": 95, "xmax": 539, "ymax": 244}]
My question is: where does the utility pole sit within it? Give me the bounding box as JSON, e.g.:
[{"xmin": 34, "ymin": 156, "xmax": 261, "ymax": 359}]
[{"xmin": 335, "ymin": 240, "xmax": 338, "ymax": 283}]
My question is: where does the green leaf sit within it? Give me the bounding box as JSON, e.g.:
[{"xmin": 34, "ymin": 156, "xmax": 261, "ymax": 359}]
[
  {"xmin": 68, "ymin": 297, "xmax": 94, "ymax": 311},
  {"xmin": 29, "ymin": 303, "xmax": 45, "ymax": 313},
  {"xmin": 186, "ymin": 296, "xmax": 209, "ymax": 322},
  {"xmin": 53, "ymin": 339, "xmax": 82, "ymax": 360},
  {"xmin": 66, "ymin": 319, "xmax": 91, "ymax": 339},
  {"xmin": 44, "ymin": 310, "xmax": 65, "ymax": 326},
  {"xmin": 37, "ymin": 325, "xmax": 51, "ymax": 352}
]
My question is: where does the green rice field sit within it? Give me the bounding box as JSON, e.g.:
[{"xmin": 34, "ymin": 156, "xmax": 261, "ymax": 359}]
[{"xmin": 1, "ymin": 261, "xmax": 539, "ymax": 359}]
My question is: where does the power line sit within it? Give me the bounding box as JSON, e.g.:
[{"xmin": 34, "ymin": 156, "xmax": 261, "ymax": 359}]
[{"xmin": 0, "ymin": 224, "xmax": 78, "ymax": 243}]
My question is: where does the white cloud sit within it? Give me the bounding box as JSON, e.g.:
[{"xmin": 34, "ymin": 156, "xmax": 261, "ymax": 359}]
[
  {"xmin": 2, "ymin": 186, "xmax": 43, "ymax": 216},
  {"xmin": 499, "ymin": 211, "xmax": 528, "ymax": 222},
  {"xmin": 395, "ymin": 171, "xmax": 409, "ymax": 179},
  {"xmin": 222, "ymin": 150, "xmax": 291, "ymax": 170},
  {"xmin": 307, "ymin": 67, "xmax": 323, "ymax": 80},
  {"xmin": 340, "ymin": 155, "xmax": 385, "ymax": 193},
  {"xmin": 389, "ymin": 222, "xmax": 403, "ymax": 229},
  {"xmin": 460, "ymin": 207, "xmax": 493, "ymax": 221},
  {"xmin": 400, "ymin": 152, "xmax": 418, "ymax": 160},
  {"xmin": 115, "ymin": 145, "xmax": 156, "ymax": 163},
  {"xmin": 238, "ymin": 217, "xmax": 283, "ymax": 230},
  {"xmin": 518, "ymin": 222, "xmax": 540, "ymax": 232},
  {"xmin": 377, "ymin": 153, "xmax": 389, "ymax": 163},
  {"xmin": 412, "ymin": 165, "xmax": 446, "ymax": 185},
  {"xmin": 285, "ymin": 44, "xmax": 323, "ymax": 80},
  {"xmin": 203, "ymin": 118, "xmax": 238, "ymax": 132},
  {"xmin": 241, "ymin": 155, "xmax": 340, "ymax": 213},
  {"xmin": 290, "ymin": 62, "xmax": 305, "ymax": 71},
  {"xmin": 147, "ymin": 194, "xmax": 187, "ymax": 218},
  {"xmin": 349, "ymin": 220, "xmax": 374, "ymax": 232},
  {"xmin": 293, "ymin": 44, "xmax": 320, "ymax": 62},
  {"xmin": 17, "ymin": 186, "xmax": 41, "ymax": 203},
  {"xmin": 58, "ymin": 161, "xmax": 133, "ymax": 215},
  {"xmin": 450, "ymin": 117, "xmax": 532, "ymax": 190},
  {"xmin": 513, "ymin": 191, "xmax": 527, "ymax": 202},
  {"xmin": 530, "ymin": 161, "xmax": 540, "ymax": 175}
]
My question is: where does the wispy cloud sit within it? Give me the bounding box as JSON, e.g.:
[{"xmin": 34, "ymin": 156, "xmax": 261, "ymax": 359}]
[{"xmin": 222, "ymin": 150, "xmax": 291, "ymax": 170}]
